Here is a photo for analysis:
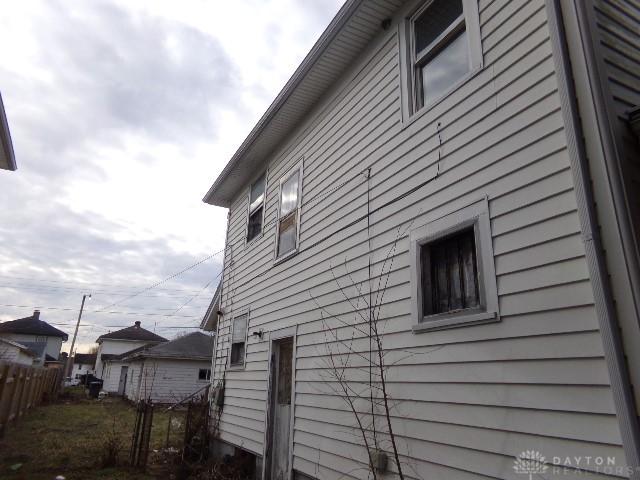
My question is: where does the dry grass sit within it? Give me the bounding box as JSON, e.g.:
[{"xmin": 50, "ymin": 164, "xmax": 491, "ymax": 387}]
[{"xmin": 0, "ymin": 387, "xmax": 185, "ymax": 480}]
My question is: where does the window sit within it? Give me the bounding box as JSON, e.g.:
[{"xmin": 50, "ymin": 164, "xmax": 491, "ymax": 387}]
[
  {"xmin": 247, "ymin": 173, "xmax": 266, "ymax": 242},
  {"xmin": 276, "ymin": 162, "xmax": 303, "ymax": 259},
  {"xmin": 400, "ymin": 0, "xmax": 482, "ymax": 119},
  {"xmin": 198, "ymin": 368, "xmax": 211, "ymax": 381},
  {"xmin": 410, "ymin": 199, "xmax": 499, "ymax": 332},
  {"xmin": 230, "ymin": 313, "xmax": 248, "ymax": 367},
  {"xmin": 35, "ymin": 336, "xmax": 47, "ymax": 342}
]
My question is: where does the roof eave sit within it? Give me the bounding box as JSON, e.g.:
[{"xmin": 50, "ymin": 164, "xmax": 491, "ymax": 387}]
[
  {"xmin": 202, "ymin": 0, "xmax": 366, "ymax": 208},
  {"xmin": 0, "ymin": 92, "xmax": 16, "ymax": 171}
]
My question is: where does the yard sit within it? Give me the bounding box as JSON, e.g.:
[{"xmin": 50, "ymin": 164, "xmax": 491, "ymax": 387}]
[{"xmin": 0, "ymin": 387, "xmax": 186, "ymax": 480}]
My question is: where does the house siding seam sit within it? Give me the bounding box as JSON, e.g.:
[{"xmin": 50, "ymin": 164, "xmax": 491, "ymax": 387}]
[{"xmin": 211, "ymin": 1, "xmax": 627, "ymax": 478}]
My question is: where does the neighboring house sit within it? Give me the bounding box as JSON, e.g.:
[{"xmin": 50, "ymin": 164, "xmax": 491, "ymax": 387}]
[
  {"xmin": 0, "ymin": 91, "xmax": 16, "ymax": 171},
  {"xmin": 121, "ymin": 332, "xmax": 215, "ymax": 404},
  {"xmin": 71, "ymin": 353, "xmax": 96, "ymax": 379},
  {"xmin": 202, "ymin": 1, "xmax": 640, "ymax": 479},
  {"xmin": 0, "ymin": 310, "xmax": 68, "ymax": 365},
  {"xmin": 94, "ymin": 321, "xmax": 167, "ymax": 393},
  {"xmin": 0, "ymin": 337, "xmax": 36, "ymax": 366}
]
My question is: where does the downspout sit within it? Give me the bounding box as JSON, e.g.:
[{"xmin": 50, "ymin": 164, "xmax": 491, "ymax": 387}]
[{"xmin": 546, "ymin": 0, "xmax": 640, "ymax": 472}]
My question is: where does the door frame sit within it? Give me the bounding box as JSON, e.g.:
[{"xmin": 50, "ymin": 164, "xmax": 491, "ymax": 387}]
[
  {"xmin": 262, "ymin": 325, "xmax": 297, "ymax": 480},
  {"xmin": 118, "ymin": 365, "xmax": 128, "ymax": 396}
]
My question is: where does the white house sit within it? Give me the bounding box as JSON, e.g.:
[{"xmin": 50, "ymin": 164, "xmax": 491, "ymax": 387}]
[
  {"xmin": 0, "ymin": 310, "xmax": 68, "ymax": 365},
  {"xmin": 71, "ymin": 353, "xmax": 96, "ymax": 379},
  {"xmin": 201, "ymin": 0, "xmax": 640, "ymax": 478},
  {"xmin": 0, "ymin": 337, "xmax": 36, "ymax": 366},
  {"xmin": 94, "ymin": 320, "xmax": 167, "ymax": 394},
  {"xmin": 121, "ymin": 332, "xmax": 214, "ymax": 404}
]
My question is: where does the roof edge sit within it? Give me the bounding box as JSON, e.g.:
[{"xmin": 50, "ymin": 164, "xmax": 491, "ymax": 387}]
[
  {"xmin": 0, "ymin": 92, "xmax": 16, "ymax": 171},
  {"xmin": 202, "ymin": 0, "xmax": 364, "ymax": 207}
]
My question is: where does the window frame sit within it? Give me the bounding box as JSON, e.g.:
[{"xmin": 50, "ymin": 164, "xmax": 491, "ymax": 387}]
[
  {"xmin": 409, "ymin": 198, "xmax": 499, "ymax": 333},
  {"xmin": 274, "ymin": 160, "xmax": 304, "ymax": 263},
  {"xmin": 228, "ymin": 310, "xmax": 249, "ymax": 369},
  {"xmin": 399, "ymin": 0, "xmax": 483, "ymax": 123},
  {"xmin": 198, "ymin": 368, "xmax": 211, "ymax": 381},
  {"xmin": 246, "ymin": 170, "xmax": 268, "ymax": 245}
]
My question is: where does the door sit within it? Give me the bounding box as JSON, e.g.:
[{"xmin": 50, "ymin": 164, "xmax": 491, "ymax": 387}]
[
  {"xmin": 117, "ymin": 366, "xmax": 128, "ymax": 396},
  {"xmin": 266, "ymin": 338, "xmax": 294, "ymax": 480}
]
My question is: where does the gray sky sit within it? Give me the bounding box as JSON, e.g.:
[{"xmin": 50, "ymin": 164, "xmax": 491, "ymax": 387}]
[{"xmin": 0, "ymin": 0, "xmax": 344, "ymax": 352}]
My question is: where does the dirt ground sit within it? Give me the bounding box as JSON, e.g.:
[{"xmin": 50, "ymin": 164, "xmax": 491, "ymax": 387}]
[{"xmin": 0, "ymin": 387, "xmax": 185, "ymax": 480}]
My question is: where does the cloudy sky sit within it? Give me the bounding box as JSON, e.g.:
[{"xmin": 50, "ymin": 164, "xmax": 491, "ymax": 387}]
[{"xmin": 0, "ymin": 0, "xmax": 344, "ymax": 352}]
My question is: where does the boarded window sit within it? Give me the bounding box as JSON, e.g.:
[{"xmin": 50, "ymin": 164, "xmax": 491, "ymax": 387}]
[
  {"xmin": 421, "ymin": 228, "xmax": 479, "ymax": 315},
  {"xmin": 230, "ymin": 314, "xmax": 248, "ymax": 366}
]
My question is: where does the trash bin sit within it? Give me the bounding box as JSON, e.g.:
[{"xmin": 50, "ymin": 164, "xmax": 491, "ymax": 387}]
[{"xmin": 89, "ymin": 380, "xmax": 103, "ymax": 398}]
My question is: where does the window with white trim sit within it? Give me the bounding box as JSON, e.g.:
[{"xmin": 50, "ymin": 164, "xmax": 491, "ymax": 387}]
[
  {"xmin": 276, "ymin": 162, "xmax": 303, "ymax": 259},
  {"xmin": 410, "ymin": 199, "xmax": 499, "ymax": 332},
  {"xmin": 400, "ymin": 0, "xmax": 482, "ymax": 118},
  {"xmin": 230, "ymin": 313, "xmax": 248, "ymax": 367},
  {"xmin": 247, "ymin": 173, "xmax": 266, "ymax": 243}
]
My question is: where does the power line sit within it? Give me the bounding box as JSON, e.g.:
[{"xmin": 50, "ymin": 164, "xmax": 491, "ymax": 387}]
[
  {"xmin": 49, "ymin": 322, "xmax": 202, "ymax": 330},
  {"xmin": 0, "ymin": 284, "xmax": 214, "ymax": 299},
  {"xmin": 0, "ymin": 304, "xmax": 202, "ymax": 318},
  {"xmin": 94, "ymin": 249, "xmax": 225, "ymax": 313}
]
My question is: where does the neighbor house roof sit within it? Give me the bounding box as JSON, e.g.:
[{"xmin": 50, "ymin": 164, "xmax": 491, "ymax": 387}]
[
  {"xmin": 73, "ymin": 353, "xmax": 96, "ymax": 367},
  {"xmin": 0, "ymin": 92, "xmax": 16, "ymax": 171},
  {"xmin": 19, "ymin": 341, "xmax": 47, "ymax": 359},
  {"xmin": 200, "ymin": 282, "xmax": 221, "ymax": 331},
  {"xmin": 96, "ymin": 321, "xmax": 167, "ymax": 344},
  {"xmin": 203, "ymin": 0, "xmax": 403, "ymax": 207},
  {"xmin": 124, "ymin": 332, "xmax": 215, "ymax": 362},
  {"xmin": 0, "ymin": 310, "xmax": 68, "ymax": 340}
]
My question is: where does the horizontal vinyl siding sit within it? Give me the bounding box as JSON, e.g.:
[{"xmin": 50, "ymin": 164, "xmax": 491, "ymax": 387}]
[
  {"xmin": 128, "ymin": 359, "xmax": 211, "ymax": 404},
  {"xmin": 212, "ymin": 1, "xmax": 624, "ymax": 478}
]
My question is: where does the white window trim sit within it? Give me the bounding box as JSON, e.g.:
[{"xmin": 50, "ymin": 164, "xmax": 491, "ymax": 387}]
[
  {"xmin": 246, "ymin": 170, "xmax": 268, "ymax": 246},
  {"xmin": 228, "ymin": 309, "xmax": 250, "ymax": 369},
  {"xmin": 398, "ymin": 0, "xmax": 483, "ymax": 124},
  {"xmin": 274, "ymin": 159, "xmax": 304, "ymax": 264},
  {"xmin": 410, "ymin": 197, "xmax": 499, "ymax": 333}
]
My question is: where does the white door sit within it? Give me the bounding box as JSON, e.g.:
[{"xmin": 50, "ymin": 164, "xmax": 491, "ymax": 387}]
[{"xmin": 267, "ymin": 338, "xmax": 293, "ymax": 480}]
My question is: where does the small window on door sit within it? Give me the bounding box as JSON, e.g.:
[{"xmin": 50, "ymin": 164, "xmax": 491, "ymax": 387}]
[
  {"xmin": 276, "ymin": 162, "xmax": 303, "ymax": 260},
  {"xmin": 230, "ymin": 313, "xmax": 248, "ymax": 367},
  {"xmin": 198, "ymin": 368, "xmax": 211, "ymax": 381},
  {"xmin": 247, "ymin": 173, "xmax": 266, "ymax": 242}
]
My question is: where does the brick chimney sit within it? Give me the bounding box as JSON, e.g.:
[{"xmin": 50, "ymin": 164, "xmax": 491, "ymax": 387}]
[
  {"xmin": 33, "ymin": 310, "xmax": 40, "ymax": 320},
  {"xmin": 134, "ymin": 321, "xmax": 141, "ymax": 328}
]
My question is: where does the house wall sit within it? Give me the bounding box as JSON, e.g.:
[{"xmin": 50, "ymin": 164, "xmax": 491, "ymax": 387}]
[
  {"xmin": 71, "ymin": 362, "xmax": 94, "ymax": 379},
  {"xmin": 125, "ymin": 358, "xmax": 211, "ymax": 404},
  {"xmin": 211, "ymin": 1, "xmax": 630, "ymax": 478},
  {"xmin": 103, "ymin": 360, "xmax": 129, "ymax": 393},
  {"xmin": 95, "ymin": 339, "xmax": 149, "ymax": 379},
  {"xmin": 0, "ymin": 333, "xmax": 63, "ymax": 361},
  {"xmin": 0, "ymin": 342, "xmax": 33, "ymax": 366}
]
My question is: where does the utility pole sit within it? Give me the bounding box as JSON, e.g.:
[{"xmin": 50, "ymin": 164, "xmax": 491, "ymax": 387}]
[{"xmin": 65, "ymin": 294, "xmax": 91, "ymax": 380}]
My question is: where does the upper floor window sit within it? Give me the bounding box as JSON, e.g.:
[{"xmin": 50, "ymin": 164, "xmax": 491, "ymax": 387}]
[
  {"xmin": 247, "ymin": 173, "xmax": 266, "ymax": 243},
  {"xmin": 35, "ymin": 336, "xmax": 47, "ymax": 342},
  {"xmin": 400, "ymin": 0, "xmax": 482, "ymax": 119},
  {"xmin": 276, "ymin": 162, "xmax": 303, "ymax": 260}
]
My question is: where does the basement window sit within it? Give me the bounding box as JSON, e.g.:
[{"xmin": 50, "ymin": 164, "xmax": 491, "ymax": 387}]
[
  {"xmin": 198, "ymin": 368, "xmax": 211, "ymax": 381},
  {"xmin": 230, "ymin": 313, "xmax": 248, "ymax": 367},
  {"xmin": 400, "ymin": 0, "xmax": 482, "ymax": 119},
  {"xmin": 410, "ymin": 199, "xmax": 499, "ymax": 332},
  {"xmin": 247, "ymin": 173, "xmax": 266, "ymax": 243},
  {"xmin": 275, "ymin": 161, "xmax": 303, "ymax": 260}
]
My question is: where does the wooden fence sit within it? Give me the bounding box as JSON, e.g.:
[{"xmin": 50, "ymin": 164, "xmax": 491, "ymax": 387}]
[{"xmin": 0, "ymin": 361, "xmax": 62, "ymax": 435}]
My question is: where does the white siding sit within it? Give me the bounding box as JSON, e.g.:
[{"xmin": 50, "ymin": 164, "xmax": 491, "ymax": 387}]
[
  {"xmin": 95, "ymin": 339, "xmax": 150, "ymax": 379},
  {"xmin": 1, "ymin": 333, "xmax": 63, "ymax": 361},
  {"xmin": 212, "ymin": 1, "xmax": 625, "ymax": 478},
  {"xmin": 125, "ymin": 359, "xmax": 211, "ymax": 404}
]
